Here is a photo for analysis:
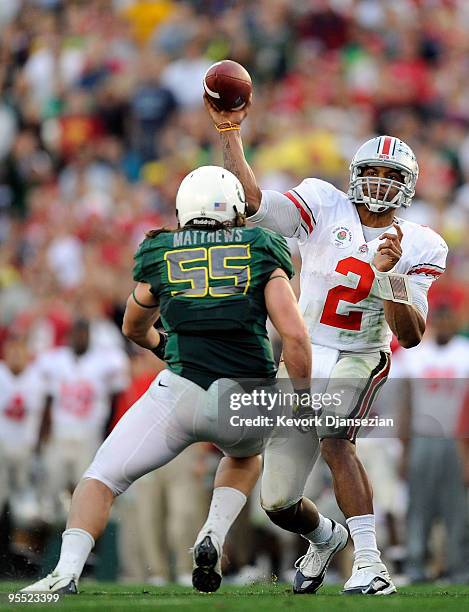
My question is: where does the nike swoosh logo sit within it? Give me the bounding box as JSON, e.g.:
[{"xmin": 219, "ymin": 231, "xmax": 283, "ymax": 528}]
[
  {"xmin": 158, "ymin": 381, "xmax": 168, "ymax": 387},
  {"xmin": 49, "ymin": 578, "xmax": 67, "ymax": 590},
  {"xmin": 356, "ymin": 565, "xmax": 373, "ymax": 570}
]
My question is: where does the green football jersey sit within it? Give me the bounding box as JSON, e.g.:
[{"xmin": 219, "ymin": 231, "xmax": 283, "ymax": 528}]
[{"xmin": 133, "ymin": 226, "xmax": 294, "ymax": 389}]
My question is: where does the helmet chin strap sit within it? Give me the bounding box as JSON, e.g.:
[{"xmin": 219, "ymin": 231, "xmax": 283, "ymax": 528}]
[
  {"xmin": 362, "ymin": 195, "xmax": 397, "ymax": 213},
  {"xmin": 363, "ymin": 202, "xmax": 389, "ymax": 214}
]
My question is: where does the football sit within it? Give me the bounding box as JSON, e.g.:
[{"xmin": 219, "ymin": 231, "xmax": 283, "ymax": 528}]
[{"xmin": 203, "ymin": 60, "xmax": 252, "ymax": 112}]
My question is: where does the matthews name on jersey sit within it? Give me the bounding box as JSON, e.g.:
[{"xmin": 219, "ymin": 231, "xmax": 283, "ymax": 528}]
[
  {"xmin": 250, "ymin": 179, "xmax": 448, "ymax": 352},
  {"xmin": 133, "ymin": 226, "xmax": 293, "ymax": 389}
]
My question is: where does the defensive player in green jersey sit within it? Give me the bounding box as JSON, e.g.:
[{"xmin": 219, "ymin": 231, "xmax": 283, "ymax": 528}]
[
  {"xmin": 22, "ymin": 166, "xmax": 312, "ymax": 595},
  {"xmin": 132, "ymin": 217, "xmax": 295, "ymax": 389}
]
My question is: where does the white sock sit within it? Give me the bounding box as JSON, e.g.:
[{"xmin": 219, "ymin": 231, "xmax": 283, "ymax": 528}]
[
  {"xmin": 303, "ymin": 514, "xmax": 333, "ymax": 544},
  {"xmin": 346, "ymin": 514, "xmax": 381, "ymax": 565},
  {"xmin": 54, "ymin": 528, "xmax": 95, "ymax": 580},
  {"xmin": 196, "ymin": 486, "xmax": 247, "ymax": 548}
]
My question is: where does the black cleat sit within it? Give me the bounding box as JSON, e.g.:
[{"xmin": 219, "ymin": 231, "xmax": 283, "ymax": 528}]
[{"xmin": 192, "ymin": 535, "xmax": 222, "ymax": 593}]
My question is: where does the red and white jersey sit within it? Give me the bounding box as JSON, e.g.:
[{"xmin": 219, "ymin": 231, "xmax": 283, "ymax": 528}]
[
  {"xmin": 38, "ymin": 347, "xmax": 130, "ymax": 440},
  {"xmin": 252, "ymin": 179, "xmax": 448, "ymax": 352},
  {"xmin": 392, "ymin": 336, "xmax": 469, "ymax": 436},
  {"xmin": 0, "ymin": 361, "xmax": 46, "ymax": 451}
]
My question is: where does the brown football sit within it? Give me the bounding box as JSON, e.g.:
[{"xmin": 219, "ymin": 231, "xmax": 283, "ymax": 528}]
[{"xmin": 203, "ymin": 60, "xmax": 252, "ymax": 112}]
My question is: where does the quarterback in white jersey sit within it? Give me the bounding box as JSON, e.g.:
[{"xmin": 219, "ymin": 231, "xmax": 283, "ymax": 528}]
[
  {"xmin": 263, "ymin": 178, "xmax": 447, "ymax": 354},
  {"xmin": 204, "ymin": 96, "xmax": 447, "ymax": 595}
]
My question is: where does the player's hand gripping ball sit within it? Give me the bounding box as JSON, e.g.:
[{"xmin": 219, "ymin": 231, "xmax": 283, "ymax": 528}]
[{"xmin": 203, "ymin": 60, "xmax": 252, "ymax": 112}]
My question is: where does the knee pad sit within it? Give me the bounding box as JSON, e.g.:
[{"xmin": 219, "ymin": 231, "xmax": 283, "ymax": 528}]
[
  {"xmin": 264, "ymin": 497, "xmax": 321, "ymax": 534},
  {"xmin": 262, "ymin": 498, "xmax": 302, "ymax": 524}
]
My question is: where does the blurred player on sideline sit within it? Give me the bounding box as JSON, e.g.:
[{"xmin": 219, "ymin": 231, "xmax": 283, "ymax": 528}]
[
  {"xmin": 37, "ymin": 318, "xmax": 129, "ymax": 519},
  {"xmin": 204, "ymin": 95, "xmax": 448, "ymax": 595},
  {"xmin": 22, "ymin": 165, "xmax": 314, "ymax": 594},
  {"xmin": 0, "ymin": 334, "xmax": 48, "ymax": 518},
  {"xmin": 396, "ymin": 304, "xmax": 469, "ymax": 583}
]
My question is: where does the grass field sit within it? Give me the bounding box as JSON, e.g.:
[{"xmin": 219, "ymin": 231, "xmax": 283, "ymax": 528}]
[{"xmin": 1, "ymin": 582, "xmax": 469, "ymax": 611}]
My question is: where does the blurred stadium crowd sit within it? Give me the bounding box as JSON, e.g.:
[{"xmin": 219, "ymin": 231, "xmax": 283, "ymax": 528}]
[{"xmin": 1, "ymin": 0, "xmax": 468, "ymax": 586}]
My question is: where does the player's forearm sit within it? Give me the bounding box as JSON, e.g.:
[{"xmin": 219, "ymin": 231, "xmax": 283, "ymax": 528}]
[
  {"xmin": 220, "ymin": 131, "xmax": 261, "ymax": 214},
  {"xmin": 122, "ymin": 309, "xmax": 160, "ymax": 349},
  {"xmin": 36, "ymin": 396, "xmax": 52, "ymax": 453},
  {"xmin": 281, "ymin": 337, "xmax": 312, "ymax": 387},
  {"xmin": 122, "ymin": 290, "xmax": 160, "ymax": 349},
  {"xmin": 383, "ymin": 301, "xmax": 425, "ymax": 349},
  {"xmin": 123, "ymin": 325, "xmax": 160, "ymax": 350}
]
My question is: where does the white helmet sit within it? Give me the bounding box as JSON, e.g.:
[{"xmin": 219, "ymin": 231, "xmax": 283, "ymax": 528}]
[
  {"xmin": 348, "ymin": 136, "xmax": 419, "ymax": 213},
  {"xmin": 176, "ymin": 166, "xmax": 246, "ymax": 228}
]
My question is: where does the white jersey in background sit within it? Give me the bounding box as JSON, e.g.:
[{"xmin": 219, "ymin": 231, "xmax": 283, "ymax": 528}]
[
  {"xmin": 392, "ymin": 336, "xmax": 469, "ymax": 437},
  {"xmin": 0, "ymin": 360, "xmax": 46, "ymax": 452},
  {"xmin": 38, "ymin": 347, "xmax": 129, "ymax": 440},
  {"xmin": 250, "ymin": 179, "xmax": 448, "ymax": 352}
]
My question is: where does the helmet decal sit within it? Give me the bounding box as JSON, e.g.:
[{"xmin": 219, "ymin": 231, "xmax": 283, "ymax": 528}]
[{"xmin": 377, "ymin": 135, "xmax": 396, "ymax": 158}]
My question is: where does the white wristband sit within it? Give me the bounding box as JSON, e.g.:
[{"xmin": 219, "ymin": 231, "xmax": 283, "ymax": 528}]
[{"xmin": 372, "ymin": 265, "xmax": 412, "ymax": 305}]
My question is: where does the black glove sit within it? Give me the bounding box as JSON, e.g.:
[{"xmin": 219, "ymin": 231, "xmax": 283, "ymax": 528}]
[{"xmin": 150, "ymin": 330, "xmax": 168, "ymax": 360}]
